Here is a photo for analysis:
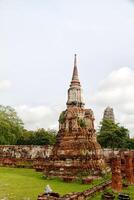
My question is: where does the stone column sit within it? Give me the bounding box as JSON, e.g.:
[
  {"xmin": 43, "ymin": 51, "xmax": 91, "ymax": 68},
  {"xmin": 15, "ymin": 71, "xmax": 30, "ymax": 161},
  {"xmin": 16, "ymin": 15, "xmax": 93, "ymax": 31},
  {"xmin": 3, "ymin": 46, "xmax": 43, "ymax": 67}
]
[
  {"xmin": 111, "ymin": 156, "xmax": 122, "ymax": 192},
  {"xmin": 124, "ymin": 152, "xmax": 134, "ymax": 185}
]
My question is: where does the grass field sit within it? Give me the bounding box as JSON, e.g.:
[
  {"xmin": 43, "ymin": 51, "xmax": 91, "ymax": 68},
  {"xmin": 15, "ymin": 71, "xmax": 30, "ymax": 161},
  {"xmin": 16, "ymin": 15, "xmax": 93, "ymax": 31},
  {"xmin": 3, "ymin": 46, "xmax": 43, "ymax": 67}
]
[
  {"xmin": 0, "ymin": 167, "xmax": 104, "ymax": 200},
  {"xmin": 1, "ymin": 167, "xmax": 133, "ymax": 200}
]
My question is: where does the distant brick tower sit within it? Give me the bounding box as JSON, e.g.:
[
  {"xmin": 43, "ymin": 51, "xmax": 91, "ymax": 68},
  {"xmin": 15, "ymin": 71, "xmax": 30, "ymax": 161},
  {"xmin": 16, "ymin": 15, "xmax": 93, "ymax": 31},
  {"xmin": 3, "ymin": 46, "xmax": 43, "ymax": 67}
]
[
  {"xmin": 103, "ymin": 107, "xmax": 115, "ymax": 122},
  {"xmin": 43, "ymin": 55, "xmax": 105, "ymax": 178}
]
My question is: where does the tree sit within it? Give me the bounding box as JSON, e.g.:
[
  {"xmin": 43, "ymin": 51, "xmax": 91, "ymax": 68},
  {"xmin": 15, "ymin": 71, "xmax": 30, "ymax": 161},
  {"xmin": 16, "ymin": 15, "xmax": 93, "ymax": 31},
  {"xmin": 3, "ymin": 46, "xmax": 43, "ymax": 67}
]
[
  {"xmin": 17, "ymin": 130, "xmax": 35, "ymax": 145},
  {"xmin": 97, "ymin": 119, "xmax": 129, "ymax": 149},
  {"xmin": 0, "ymin": 105, "xmax": 24, "ymax": 144},
  {"xmin": 33, "ymin": 128, "xmax": 56, "ymax": 145},
  {"xmin": 17, "ymin": 128, "xmax": 57, "ymax": 145},
  {"xmin": 124, "ymin": 138, "xmax": 134, "ymax": 149}
]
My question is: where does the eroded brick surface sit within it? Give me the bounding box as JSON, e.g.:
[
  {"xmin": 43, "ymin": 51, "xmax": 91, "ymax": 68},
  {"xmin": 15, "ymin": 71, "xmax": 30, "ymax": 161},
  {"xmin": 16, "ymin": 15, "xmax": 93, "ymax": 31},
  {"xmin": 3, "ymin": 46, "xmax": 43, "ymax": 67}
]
[
  {"xmin": 41, "ymin": 56, "xmax": 105, "ymax": 178},
  {"xmin": 0, "ymin": 145, "xmax": 52, "ymax": 168},
  {"xmin": 111, "ymin": 156, "xmax": 122, "ymax": 192},
  {"xmin": 124, "ymin": 152, "xmax": 134, "ymax": 185}
]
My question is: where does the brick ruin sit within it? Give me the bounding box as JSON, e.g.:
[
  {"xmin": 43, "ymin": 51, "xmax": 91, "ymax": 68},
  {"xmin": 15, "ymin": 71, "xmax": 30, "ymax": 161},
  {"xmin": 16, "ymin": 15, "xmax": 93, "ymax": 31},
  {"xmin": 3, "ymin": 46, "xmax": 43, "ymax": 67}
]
[
  {"xmin": 103, "ymin": 107, "xmax": 115, "ymax": 123},
  {"xmin": 124, "ymin": 152, "xmax": 134, "ymax": 185},
  {"xmin": 111, "ymin": 151, "xmax": 134, "ymax": 193},
  {"xmin": 37, "ymin": 152, "xmax": 134, "ymax": 200},
  {"xmin": 0, "ymin": 145, "xmax": 52, "ymax": 168},
  {"xmin": 0, "ymin": 146, "xmax": 127, "ymax": 171},
  {"xmin": 40, "ymin": 55, "xmax": 105, "ymax": 178},
  {"xmin": 0, "ymin": 146, "xmax": 119, "ymax": 170},
  {"xmin": 111, "ymin": 156, "xmax": 122, "ymax": 192}
]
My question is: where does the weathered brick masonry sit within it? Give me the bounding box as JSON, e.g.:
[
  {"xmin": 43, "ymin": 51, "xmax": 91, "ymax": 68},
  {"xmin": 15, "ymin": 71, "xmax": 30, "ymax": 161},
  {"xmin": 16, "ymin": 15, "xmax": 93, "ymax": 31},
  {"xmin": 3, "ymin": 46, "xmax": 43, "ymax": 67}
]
[
  {"xmin": 111, "ymin": 156, "xmax": 122, "ymax": 192},
  {"xmin": 0, "ymin": 145, "xmax": 52, "ymax": 168},
  {"xmin": 41, "ymin": 55, "xmax": 105, "ymax": 178},
  {"xmin": 0, "ymin": 145, "xmax": 117, "ymax": 169}
]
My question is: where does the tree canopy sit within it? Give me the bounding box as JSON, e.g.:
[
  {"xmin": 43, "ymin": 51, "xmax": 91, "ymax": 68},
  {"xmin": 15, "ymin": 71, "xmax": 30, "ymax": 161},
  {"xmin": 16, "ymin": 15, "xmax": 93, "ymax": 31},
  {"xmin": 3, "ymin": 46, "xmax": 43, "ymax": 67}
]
[
  {"xmin": 0, "ymin": 105, "xmax": 57, "ymax": 145},
  {"xmin": 97, "ymin": 119, "xmax": 130, "ymax": 149},
  {"xmin": 17, "ymin": 128, "xmax": 57, "ymax": 145},
  {"xmin": 0, "ymin": 105, "xmax": 24, "ymax": 144},
  {"xmin": 123, "ymin": 138, "xmax": 134, "ymax": 149}
]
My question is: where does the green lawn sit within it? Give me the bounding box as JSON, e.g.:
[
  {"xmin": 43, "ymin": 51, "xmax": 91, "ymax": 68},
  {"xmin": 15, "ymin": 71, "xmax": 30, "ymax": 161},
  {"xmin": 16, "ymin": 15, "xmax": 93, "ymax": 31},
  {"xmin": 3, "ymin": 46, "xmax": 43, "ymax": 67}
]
[{"xmin": 0, "ymin": 167, "xmax": 104, "ymax": 200}]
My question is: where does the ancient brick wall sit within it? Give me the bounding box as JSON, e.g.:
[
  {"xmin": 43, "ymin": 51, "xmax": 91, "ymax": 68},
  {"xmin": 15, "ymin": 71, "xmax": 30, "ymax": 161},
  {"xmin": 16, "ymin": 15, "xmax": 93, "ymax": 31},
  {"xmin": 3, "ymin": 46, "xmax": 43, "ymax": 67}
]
[
  {"xmin": 0, "ymin": 147, "xmax": 122, "ymax": 169},
  {"xmin": 0, "ymin": 145, "xmax": 52, "ymax": 168},
  {"xmin": 0, "ymin": 146, "xmax": 112, "ymax": 170},
  {"xmin": 0, "ymin": 146, "xmax": 132, "ymax": 170}
]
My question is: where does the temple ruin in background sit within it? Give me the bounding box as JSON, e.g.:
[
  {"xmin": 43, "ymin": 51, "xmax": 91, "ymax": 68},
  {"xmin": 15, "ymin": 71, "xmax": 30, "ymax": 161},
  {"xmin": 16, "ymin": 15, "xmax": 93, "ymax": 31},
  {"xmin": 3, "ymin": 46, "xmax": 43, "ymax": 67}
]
[{"xmin": 103, "ymin": 107, "xmax": 115, "ymax": 122}]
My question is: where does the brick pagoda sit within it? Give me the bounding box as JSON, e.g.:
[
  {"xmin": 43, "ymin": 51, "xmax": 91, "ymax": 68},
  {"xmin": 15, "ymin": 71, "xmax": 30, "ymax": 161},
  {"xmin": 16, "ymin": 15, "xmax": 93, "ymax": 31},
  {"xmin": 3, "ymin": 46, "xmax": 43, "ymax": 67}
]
[{"xmin": 43, "ymin": 55, "xmax": 105, "ymax": 178}]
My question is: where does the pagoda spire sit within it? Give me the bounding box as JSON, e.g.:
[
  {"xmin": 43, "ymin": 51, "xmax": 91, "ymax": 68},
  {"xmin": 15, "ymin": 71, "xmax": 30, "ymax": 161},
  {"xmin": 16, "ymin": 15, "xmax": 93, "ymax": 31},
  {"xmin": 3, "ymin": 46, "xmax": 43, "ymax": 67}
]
[
  {"xmin": 71, "ymin": 54, "xmax": 80, "ymax": 85},
  {"xmin": 67, "ymin": 55, "xmax": 85, "ymax": 108}
]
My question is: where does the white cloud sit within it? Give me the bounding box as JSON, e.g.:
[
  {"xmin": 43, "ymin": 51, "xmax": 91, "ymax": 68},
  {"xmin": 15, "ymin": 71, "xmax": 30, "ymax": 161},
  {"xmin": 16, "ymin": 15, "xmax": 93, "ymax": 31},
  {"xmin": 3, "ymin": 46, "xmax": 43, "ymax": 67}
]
[
  {"xmin": 0, "ymin": 80, "xmax": 11, "ymax": 90},
  {"xmin": 16, "ymin": 105, "xmax": 62, "ymax": 131},
  {"xmin": 91, "ymin": 67, "xmax": 134, "ymax": 137}
]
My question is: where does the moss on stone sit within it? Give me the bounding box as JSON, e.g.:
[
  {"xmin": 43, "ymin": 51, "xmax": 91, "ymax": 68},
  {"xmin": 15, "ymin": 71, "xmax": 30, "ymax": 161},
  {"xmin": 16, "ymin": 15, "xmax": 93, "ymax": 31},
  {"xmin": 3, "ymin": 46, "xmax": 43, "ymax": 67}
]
[
  {"xmin": 77, "ymin": 118, "xmax": 87, "ymax": 128},
  {"xmin": 59, "ymin": 111, "xmax": 66, "ymax": 124}
]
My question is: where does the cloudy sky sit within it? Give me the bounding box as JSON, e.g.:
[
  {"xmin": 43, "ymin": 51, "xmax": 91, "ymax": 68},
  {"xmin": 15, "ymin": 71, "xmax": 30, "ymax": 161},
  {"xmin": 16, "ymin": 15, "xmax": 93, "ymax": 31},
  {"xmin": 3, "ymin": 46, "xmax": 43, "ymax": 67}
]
[{"xmin": 0, "ymin": 0, "xmax": 134, "ymax": 136}]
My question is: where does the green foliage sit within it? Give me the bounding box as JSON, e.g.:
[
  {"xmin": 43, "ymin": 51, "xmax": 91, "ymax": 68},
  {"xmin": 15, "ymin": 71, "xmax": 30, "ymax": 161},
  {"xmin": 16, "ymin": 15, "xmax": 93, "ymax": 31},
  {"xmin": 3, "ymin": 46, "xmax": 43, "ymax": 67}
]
[
  {"xmin": 124, "ymin": 138, "xmax": 134, "ymax": 149},
  {"xmin": 59, "ymin": 111, "xmax": 66, "ymax": 124},
  {"xmin": 17, "ymin": 130, "xmax": 35, "ymax": 145},
  {"xmin": 34, "ymin": 129, "xmax": 57, "ymax": 145},
  {"xmin": 97, "ymin": 119, "xmax": 129, "ymax": 149},
  {"xmin": 17, "ymin": 128, "xmax": 57, "ymax": 145},
  {"xmin": 0, "ymin": 105, "xmax": 24, "ymax": 145},
  {"xmin": 78, "ymin": 118, "xmax": 87, "ymax": 128},
  {"xmin": 0, "ymin": 104, "xmax": 57, "ymax": 146}
]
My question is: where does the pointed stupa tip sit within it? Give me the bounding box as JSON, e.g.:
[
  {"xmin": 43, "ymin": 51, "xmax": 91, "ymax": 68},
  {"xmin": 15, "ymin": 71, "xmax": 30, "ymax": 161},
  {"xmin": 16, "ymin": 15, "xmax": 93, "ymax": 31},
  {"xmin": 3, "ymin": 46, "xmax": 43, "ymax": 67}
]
[
  {"xmin": 74, "ymin": 54, "xmax": 77, "ymax": 67},
  {"xmin": 72, "ymin": 54, "xmax": 79, "ymax": 82}
]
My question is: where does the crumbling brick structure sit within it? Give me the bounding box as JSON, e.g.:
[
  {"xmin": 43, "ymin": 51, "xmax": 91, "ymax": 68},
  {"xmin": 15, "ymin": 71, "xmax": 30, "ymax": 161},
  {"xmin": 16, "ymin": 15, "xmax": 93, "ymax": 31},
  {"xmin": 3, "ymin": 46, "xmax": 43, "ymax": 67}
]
[
  {"xmin": 111, "ymin": 156, "xmax": 122, "ymax": 192},
  {"xmin": 0, "ymin": 145, "xmax": 52, "ymax": 168},
  {"xmin": 41, "ymin": 55, "xmax": 105, "ymax": 178},
  {"xmin": 110, "ymin": 151, "xmax": 134, "ymax": 193},
  {"xmin": 124, "ymin": 152, "xmax": 134, "ymax": 185}
]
